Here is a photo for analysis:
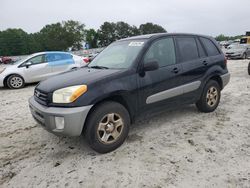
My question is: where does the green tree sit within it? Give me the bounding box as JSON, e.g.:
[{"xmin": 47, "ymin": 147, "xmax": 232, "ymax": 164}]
[
  {"xmin": 39, "ymin": 23, "xmax": 69, "ymax": 51},
  {"xmin": 98, "ymin": 22, "xmax": 117, "ymax": 47},
  {"xmin": 215, "ymin": 34, "xmax": 243, "ymax": 41},
  {"xmin": 115, "ymin": 21, "xmax": 139, "ymax": 39},
  {"xmin": 62, "ymin": 20, "xmax": 85, "ymax": 50},
  {"xmin": 139, "ymin": 22, "xmax": 166, "ymax": 35},
  {"xmin": 0, "ymin": 29, "xmax": 30, "ymax": 56},
  {"xmin": 38, "ymin": 20, "xmax": 85, "ymax": 51},
  {"xmin": 85, "ymin": 29, "xmax": 99, "ymax": 48}
]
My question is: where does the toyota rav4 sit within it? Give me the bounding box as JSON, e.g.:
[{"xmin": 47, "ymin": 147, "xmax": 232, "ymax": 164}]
[{"xmin": 29, "ymin": 33, "xmax": 230, "ymax": 153}]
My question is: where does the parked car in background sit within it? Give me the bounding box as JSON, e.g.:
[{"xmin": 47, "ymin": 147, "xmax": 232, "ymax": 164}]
[
  {"xmin": 240, "ymin": 36, "xmax": 250, "ymax": 45},
  {"xmin": 0, "ymin": 51, "xmax": 86, "ymax": 89},
  {"xmin": 225, "ymin": 44, "xmax": 250, "ymax": 59},
  {"xmin": 0, "ymin": 56, "xmax": 13, "ymax": 64},
  {"xmin": 29, "ymin": 33, "xmax": 230, "ymax": 153}
]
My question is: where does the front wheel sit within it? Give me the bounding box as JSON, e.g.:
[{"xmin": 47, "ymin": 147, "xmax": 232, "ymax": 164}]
[
  {"xmin": 7, "ymin": 75, "xmax": 25, "ymax": 89},
  {"xmin": 196, "ymin": 80, "xmax": 221, "ymax": 113},
  {"xmin": 84, "ymin": 101, "xmax": 130, "ymax": 153},
  {"xmin": 243, "ymin": 53, "xmax": 247, "ymax": 59},
  {"xmin": 248, "ymin": 62, "xmax": 250, "ymax": 75}
]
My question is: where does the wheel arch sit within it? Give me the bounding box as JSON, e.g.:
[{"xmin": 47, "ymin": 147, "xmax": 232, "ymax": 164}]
[
  {"xmin": 82, "ymin": 94, "xmax": 134, "ymax": 135},
  {"xmin": 3, "ymin": 73, "xmax": 25, "ymax": 87}
]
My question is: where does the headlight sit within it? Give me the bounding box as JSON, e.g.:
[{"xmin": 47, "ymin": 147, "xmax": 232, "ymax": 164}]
[
  {"xmin": 0, "ymin": 68, "xmax": 6, "ymax": 74},
  {"xmin": 52, "ymin": 85, "xmax": 87, "ymax": 103}
]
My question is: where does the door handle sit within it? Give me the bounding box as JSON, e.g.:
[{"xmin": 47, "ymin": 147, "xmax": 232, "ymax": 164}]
[
  {"xmin": 171, "ymin": 67, "xmax": 179, "ymax": 73},
  {"xmin": 203, "ymin": 60, "xmax": 208, "ymax": 66}
]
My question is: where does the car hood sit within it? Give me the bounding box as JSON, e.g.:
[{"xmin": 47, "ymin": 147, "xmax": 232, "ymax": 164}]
[
  {"xmin": 1, "ymin": 64, "xmax": 20, "ymax": 73},
  {"xmin": 225, "ymin": 48, "xmax": 245, "ymax": 53},
  {"xmin": 36, "ymin": 67, "xmax": 123, "ymax": 93}
]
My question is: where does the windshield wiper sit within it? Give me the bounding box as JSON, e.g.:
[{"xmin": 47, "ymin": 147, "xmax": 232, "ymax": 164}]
[{"xmin": 88, "ymin": 65, "xmax": 109, "ymax": 69}]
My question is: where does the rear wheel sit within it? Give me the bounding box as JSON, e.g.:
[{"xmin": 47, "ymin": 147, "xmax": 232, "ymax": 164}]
[
  {"xmin": 196, "ymin": 80, "xmax": 221, "ymax": 113},
  {"xmin": 7, "ymin": 75, "xmax": 25, "ymax": 89},
  {"xmin": 248, "ymin": 62, "xmax": 250, "ymax": 75},
  {"xmin": 84, "ymin": 101, "xmax": 130, "ymax": 153}
]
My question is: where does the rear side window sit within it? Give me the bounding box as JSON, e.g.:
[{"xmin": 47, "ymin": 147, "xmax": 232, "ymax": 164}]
[
  {"xmin": 200, "ymin": 37, "xmax": 220, "ymax": 56},
  {"xmin": 144, "ymin": 37, "xmax": 176, "ymax": 67},
  {"xmin": 176, "ymin": 37, "xmax": 199, "ymax": 62},
  {"xmin": 46, "ymin": 53, "xmax": 72, "ymax": 62}
]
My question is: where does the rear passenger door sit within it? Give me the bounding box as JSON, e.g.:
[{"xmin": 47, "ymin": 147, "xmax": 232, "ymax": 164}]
[
  {"xmin": 46, "ymin": 53, "xmax": 75, "ymax": 75},
  {"xmin": 175, "ymin": 36, "xmax": 209, "ymax": 85},
  {"xmin": 138, "ymin": 37, "xmax": 183, "ymax": 113},
  {"xmin": 199, "ymin": 37, "xmax": 222, "ymax": 68}
]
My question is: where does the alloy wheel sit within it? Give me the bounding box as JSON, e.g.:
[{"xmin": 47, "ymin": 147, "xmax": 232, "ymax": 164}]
[{"xmin": 97, "ymin": 113, "xmax": 124, "ymax": 144}]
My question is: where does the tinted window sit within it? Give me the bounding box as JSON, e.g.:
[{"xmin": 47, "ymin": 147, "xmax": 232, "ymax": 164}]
[
  {"xmin": 46, "ymin": 53, "xmax": 72, "ymax": 62},
  {"xmin": 144, "ymin": 38, "xmax": 176, "ymax": 67},
  {"xmin": 89, "ymin": 40, "xmax": 145, "ymax": 69},
  {"xmin": 240, "ymin": 38, "xmax": 247, "ymax": 44},
  {"xmin": 200, "ymin": 37, "xmax": 220, "ymax": 56},
  {"xmin": 176, "ymin": 37, "xmax": 199, "ymax": 62},
  {"xmin": 196, "ymin": 38, "xmax": 207, "ymax": 58},
  {"xmin": 28, "ymin": 55, "xmax": 44, "ymax": 65}
]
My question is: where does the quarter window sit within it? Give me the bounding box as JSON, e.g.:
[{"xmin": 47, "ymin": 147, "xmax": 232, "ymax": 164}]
[
  {"xmin": 200, "ymin": 37, "xmax": 220, "ymax": 56},
  {"xmin": 144, "ymin": 38, "xmax": 176, "ymax": 67},
  {"xmin": 176, "ymin": 37, "xmax": 199, "ymax": 62}
]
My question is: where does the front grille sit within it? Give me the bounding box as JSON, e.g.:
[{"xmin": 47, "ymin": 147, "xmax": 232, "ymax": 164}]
[
  {"xmin": 34, "ymin": 89, "xmax": 49, "ymax": 105},
  {"xmin": 226, "ymin": 52, "xmax": 234, "ymax": 55}
]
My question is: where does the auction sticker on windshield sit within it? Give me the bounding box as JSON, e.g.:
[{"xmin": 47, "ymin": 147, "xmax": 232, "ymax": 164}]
[{"xmin": 128, "ymin": 41, "xmax": 144, "ymax": 47}]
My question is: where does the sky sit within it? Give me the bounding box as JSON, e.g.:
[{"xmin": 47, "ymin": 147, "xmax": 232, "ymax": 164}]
[{"xmin": 1, "ymin": 0, "xmax": 249, "ymax": 37}]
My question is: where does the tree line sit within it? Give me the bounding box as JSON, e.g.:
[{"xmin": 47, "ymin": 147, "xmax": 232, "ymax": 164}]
[
  {"xmin": 0, "ymin": 20, "xmax": 166, "ymax": 56},
  {"xmin": 215, "ymin": 34, "xmax": 244, "ymax": 42}
]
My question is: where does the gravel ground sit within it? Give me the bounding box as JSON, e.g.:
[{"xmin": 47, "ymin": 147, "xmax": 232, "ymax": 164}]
[{"xmin": 0, "ymin": 60, "xmax": 250, "ymax": 188}]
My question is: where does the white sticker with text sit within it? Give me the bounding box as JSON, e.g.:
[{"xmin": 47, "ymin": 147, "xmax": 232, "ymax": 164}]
[{"xmin": 128, "ymin": 41, "xmax": 144, "ymax": 47}]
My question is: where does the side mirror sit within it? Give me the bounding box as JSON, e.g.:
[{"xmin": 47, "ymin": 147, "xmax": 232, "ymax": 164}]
[
  {"xmin": 143, "ymin": 61, "xmax": 159, "ymax": 72},
  {"xmin": 25, "ymin": 62, "xmax": 32, "ymax": 68}
]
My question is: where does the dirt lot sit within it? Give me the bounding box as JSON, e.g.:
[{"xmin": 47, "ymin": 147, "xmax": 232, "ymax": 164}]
[{"xmin": 0, "ymin": 60, "xmax": 250, "ymax": 188}]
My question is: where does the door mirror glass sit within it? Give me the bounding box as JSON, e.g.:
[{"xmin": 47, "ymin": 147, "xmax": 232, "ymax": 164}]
[{"xmin": 143, "ymin": 61, "xmax": 159, "ymax": 72}]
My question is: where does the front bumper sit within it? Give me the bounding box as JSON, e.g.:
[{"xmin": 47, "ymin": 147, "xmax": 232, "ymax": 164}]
[
  {"xmin": 0, "ymin": 74, "xmax": 4, "ymax": 87},
  {"xmin": 29, "ymin": 96, "xmax": 92, "ymax": 136},
  {"xmin": 220, "ymin": 73, "xmax": 230, "ymax": 89}
]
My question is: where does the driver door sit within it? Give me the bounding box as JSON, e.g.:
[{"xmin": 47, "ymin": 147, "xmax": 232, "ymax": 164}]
[
  {"xmin": 23, "ymin": 54, "xmax": 52, "ymax": 82},
  {"xmin": 137, "ymin": 37, "xmax": 183, "ymax": 114}
]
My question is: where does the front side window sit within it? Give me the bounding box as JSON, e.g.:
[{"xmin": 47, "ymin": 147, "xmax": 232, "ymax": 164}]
[
  {"xmin": 28, "ymin": 55, "xmax": 44, "ymax": 65},
  {"xmin": 144, "ymin": 38, "xmax": 176, "ymax": 67},
  {"xmin": 89, "ymin": 40, "xmax": 145, "ymax": 69},
  {"xmin": 176, "ymin": 37, "xmax": 199, "ymax": 62}
]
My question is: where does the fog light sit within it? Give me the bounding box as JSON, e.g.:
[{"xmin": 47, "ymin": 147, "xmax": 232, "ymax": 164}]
[{"xmin": 55, "ymin": 116, "xmax": 65, "ymax": 130}]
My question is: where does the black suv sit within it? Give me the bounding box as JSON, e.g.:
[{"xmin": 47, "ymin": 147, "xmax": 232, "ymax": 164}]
[{"xmin": 29, "ymin": 33, "xmax": 230, "ymax": 153}]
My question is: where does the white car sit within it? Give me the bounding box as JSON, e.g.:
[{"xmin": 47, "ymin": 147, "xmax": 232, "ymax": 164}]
[{"xmin": 0, "ymin": 51, "xmax": 86, "ymax": 89}]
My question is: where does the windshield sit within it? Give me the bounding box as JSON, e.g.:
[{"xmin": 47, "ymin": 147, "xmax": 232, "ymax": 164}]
[
  {"xmin": 88, "ymin": 40, "xmax": 146, "ymax": 69},
  {"xmin": 12, "ymin": 55, "xmax": 31, "ymax": 65}
]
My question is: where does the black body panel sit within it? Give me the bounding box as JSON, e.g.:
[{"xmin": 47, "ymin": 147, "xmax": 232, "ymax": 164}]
[{"xmin": 34, "ymin": 33, "xmax": 229, "ymax": 121}]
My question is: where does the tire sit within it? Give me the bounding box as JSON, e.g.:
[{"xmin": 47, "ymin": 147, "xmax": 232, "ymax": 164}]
[
  {"xmin": 84, "ymin": 101, "xmax": 130, "ymax": 153},
  {"xmin": 7, "ymin": 74, "xmax": 25, "ymax": 89},
  {"xmin": 196, "ymin": 80, "xmax": 221, "ymax": 113},
  {"xmin": 248, "ymin": 62, "xmax": 250, "ymax": 75},
  {"xmin": 243, "ymin": 53, "xmax": 247, "ymax": 59}
]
